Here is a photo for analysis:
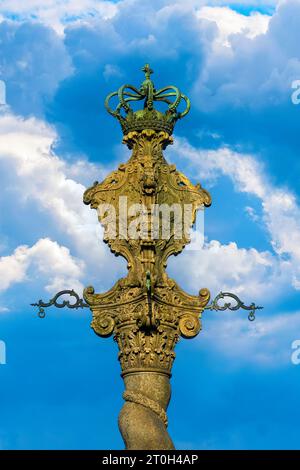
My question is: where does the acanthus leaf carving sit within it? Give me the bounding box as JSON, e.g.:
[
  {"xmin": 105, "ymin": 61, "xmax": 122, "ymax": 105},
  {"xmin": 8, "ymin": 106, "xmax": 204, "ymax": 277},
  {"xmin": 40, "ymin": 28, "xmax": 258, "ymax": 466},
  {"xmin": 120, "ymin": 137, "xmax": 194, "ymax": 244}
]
[{"xmin": 83, "ymin": 127, "xmax": 211, "ymax": 376}]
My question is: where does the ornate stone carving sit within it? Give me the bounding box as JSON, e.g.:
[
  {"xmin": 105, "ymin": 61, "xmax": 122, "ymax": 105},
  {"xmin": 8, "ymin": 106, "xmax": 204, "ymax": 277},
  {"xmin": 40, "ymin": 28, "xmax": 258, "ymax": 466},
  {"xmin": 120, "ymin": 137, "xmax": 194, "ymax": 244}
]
[
  {"xmin": 83, "ymin": 65, "xmax": 211, "ymax": 449},
  {"xmin": 123, "ymin": 390, "xmax": 168, "ymax": 427},
  {"xmin": 30, "ymin": 64, "xmax": 262, "ymax": 450}
]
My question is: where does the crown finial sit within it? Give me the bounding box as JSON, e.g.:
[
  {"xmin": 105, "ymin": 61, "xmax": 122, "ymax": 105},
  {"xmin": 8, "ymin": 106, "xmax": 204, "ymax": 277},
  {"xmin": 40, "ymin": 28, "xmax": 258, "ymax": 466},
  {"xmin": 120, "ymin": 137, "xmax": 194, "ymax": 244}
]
[
  {"xmin": 142, "ymin": 63, "xmax": 153, "ymax": 79},
  {"xmin": 104, "ymin": 65, "xmax": 190, "ymax": 136}
]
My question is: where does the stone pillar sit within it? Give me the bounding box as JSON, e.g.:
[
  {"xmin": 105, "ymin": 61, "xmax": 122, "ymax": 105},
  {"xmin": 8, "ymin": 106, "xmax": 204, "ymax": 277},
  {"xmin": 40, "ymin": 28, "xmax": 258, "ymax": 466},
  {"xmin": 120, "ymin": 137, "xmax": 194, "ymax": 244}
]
[
  {"xmin": 83, "ymin": 65, "xmax": 211, "ymax": 449},
  {"xmin": 119, "ymin": 372, "xmax": 174, "ymax": 450}
]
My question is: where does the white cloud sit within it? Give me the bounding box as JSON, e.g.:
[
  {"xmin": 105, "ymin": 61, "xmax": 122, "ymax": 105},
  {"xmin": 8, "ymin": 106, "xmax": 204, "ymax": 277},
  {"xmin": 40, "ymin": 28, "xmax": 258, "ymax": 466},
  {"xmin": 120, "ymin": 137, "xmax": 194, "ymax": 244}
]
[
  {"xmin": 168, "ymin": 138, "xmax": 300, "ymax": 300},
  {"xmin": 197, "ymin": 6, "xmax": 270, "ymax": 48},
  {"xmin": 172, "ymin": 142, "xmax": 266, "ymax": 198},
  {"xmin": 1, "ymin": 112, "xmax": 297, "ymax": 307},
  {"xmin": 0, "ymin": 237, "xmax": 84, "ymax": 294},
  {"xmin": 0, "ymin": 111, "xmax": 126, "ymax": 302},
  {"xmin": 193, "ymin": 0, "xmax": 300, "ymax": 110},
  {"xmin": 169, "ymin": 240, "xmax": 276, "ymax": 301},
  {"xmin": 210, "ymin": 0, "xmax": 280, "ymax": 4},
  {"xmin": 0, "ymin": 0, "xmax": 297, "ymax": 315},
  {"xmin": 0, "ymin": 113, "xmax": 107, "ymax": 244},
  {"xmin": 0, "ymin": 1, "xmax": 117, "ymax": 35},
  {"xmin": 0, "ymin": 113, "xmax": 93, "ymax": 235}
]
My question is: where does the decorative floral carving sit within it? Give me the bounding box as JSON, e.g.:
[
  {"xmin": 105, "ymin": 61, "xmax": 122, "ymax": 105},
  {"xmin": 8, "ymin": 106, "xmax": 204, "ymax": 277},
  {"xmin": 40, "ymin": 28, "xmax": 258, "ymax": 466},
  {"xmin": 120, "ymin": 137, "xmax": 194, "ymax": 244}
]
[{"xmin": 83, "ymin": 66, "xmax": 211, "ymax": 382}]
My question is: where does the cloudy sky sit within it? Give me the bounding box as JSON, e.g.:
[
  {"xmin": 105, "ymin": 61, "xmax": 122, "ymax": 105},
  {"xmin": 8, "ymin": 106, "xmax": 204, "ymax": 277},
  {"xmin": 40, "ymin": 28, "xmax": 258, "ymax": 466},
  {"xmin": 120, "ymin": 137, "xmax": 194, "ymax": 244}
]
[{"xmin": 0, "ymin": 0, "xmax": 300, "ymax": 450}]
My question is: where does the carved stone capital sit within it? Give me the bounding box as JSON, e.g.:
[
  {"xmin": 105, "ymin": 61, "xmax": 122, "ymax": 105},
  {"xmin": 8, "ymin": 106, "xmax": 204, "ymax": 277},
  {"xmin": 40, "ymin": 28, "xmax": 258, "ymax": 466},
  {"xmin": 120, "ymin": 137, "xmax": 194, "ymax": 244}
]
[{"xmin": 83, "ymin": 124, "xmax": 211, "ymax": 449}]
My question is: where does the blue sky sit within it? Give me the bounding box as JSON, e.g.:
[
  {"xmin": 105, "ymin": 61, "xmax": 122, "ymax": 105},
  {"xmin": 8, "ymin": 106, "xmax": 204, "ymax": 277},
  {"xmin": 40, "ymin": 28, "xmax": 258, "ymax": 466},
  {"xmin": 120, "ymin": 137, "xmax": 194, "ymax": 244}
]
[{"xmin": 0, "ymin": 0, "xmax": 300, "ymax": 450}]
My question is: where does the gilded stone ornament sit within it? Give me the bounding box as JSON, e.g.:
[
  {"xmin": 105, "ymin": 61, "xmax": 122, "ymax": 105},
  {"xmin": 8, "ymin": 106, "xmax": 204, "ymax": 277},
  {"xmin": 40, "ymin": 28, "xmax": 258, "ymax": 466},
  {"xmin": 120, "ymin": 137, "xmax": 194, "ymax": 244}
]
[
  {"xmin": 31, "ymin": 65, "xmax": 263, "ymax": 450},
  {"xmin": 83, "ymin": 66, "xmax": 212, "ymax": 449}
]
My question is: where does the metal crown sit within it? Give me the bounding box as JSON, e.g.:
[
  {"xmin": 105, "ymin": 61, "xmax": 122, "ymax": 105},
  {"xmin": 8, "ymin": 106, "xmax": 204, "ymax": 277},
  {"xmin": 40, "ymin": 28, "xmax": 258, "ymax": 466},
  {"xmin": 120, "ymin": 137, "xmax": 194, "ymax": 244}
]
[{"xmin": 104, "ymin": 64, "xmax": 190, "ymax": 135}]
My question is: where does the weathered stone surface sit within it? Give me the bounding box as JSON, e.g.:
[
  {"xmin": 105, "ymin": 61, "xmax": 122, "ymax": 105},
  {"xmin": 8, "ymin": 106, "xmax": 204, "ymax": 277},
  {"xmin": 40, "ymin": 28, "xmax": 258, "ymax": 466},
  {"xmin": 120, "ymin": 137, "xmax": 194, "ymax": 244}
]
[{"xmin": 83, "ymin": 66, "xmax": 211, "ymax": 449}]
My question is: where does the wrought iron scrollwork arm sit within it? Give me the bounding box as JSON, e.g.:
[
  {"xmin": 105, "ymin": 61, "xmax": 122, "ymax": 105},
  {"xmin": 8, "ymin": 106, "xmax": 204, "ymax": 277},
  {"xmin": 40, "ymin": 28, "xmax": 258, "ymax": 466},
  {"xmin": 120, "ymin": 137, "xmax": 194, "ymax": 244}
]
[
  {"xmin": 204, "ymin": 292, "xmax": 263, "ymax": 321},
  {"xmin": 31, "ymin": 289, "xmax": 262, "ymax": 322},
  {"xmin": 31, "ymin": 289, "xmax": 89, "ymax": 318}
]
